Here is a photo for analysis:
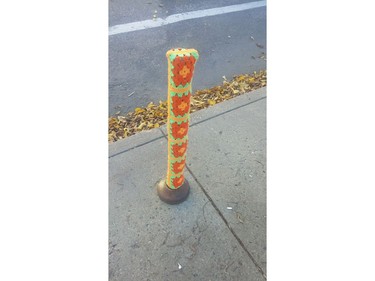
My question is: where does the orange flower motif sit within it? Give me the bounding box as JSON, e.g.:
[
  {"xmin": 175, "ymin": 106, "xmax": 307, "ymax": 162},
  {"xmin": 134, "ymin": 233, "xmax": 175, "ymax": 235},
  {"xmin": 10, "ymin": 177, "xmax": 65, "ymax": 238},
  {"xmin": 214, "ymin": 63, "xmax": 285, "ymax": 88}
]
[
  {"xmin": 171, "ymin": 121, "xmax": 189, "ymax": 139},
  {"xmin": 172, "ymin": 93, "xmax": 191, "ymax": 116},
  {"xmin": 172, "ymin": 141, "xmax": 188, "ymax": 158},
  {"xmin": 173, "ymin": 159, "xmax": 186, "ymax": 174},
  {"xmin": 173, "ymin": 175, "xmax": 184, "ymax": 188},
  {"xmin": 172, "ymin": 55, "xmax": 196, "ymax": 87}
]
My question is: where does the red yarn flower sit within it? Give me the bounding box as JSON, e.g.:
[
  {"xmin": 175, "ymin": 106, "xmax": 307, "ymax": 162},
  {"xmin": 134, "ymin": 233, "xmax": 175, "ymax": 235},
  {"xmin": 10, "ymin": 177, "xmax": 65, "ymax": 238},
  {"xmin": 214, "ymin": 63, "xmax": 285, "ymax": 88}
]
[
  {"xmin": 172, "ymin": 55, "xmax": 196, "ymax": 87},
  {"xmin": 172, "ymin": 159, "xmax": 186, "ymax": 174},
  {"xmin": 172, "ymin": 92, "xmax": 191, "ymax": 116},
  {"xmin": 171, "ymin": 121, "xmax": 189, "ymax": 139},
  {"xmin": 173, "ymin": 175, "xmax": 184, "ymax": 188},
  {"xmin": 172, "ymin": 141, "xmax": 188, "ymax": 158}
]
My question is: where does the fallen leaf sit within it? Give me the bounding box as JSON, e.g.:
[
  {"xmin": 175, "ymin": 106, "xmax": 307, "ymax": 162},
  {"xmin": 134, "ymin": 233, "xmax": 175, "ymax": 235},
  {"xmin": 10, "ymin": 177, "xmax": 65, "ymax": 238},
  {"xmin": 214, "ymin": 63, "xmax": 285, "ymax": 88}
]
[
  {"xmin": 137, "ymin": 122, "xmax": 146, "ymax": 130},
  {"xmin": 108, "ymin": 70, "xmax": 266, "ymax": 142},
  {"xmin": 236, "ymin": 212, "xmax": 244, "ymax": 223},
  {"xmin": 208, "ymin": 99, "xmax": 216, "ymax": 106},
  {"xmin": 135, "ymin": 107, "xmax": 144, "ymax": 114}
]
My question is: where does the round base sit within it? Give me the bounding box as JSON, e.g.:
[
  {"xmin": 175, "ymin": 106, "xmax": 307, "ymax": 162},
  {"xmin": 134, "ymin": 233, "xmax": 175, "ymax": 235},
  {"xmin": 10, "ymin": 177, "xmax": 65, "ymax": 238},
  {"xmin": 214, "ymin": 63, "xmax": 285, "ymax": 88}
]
[{"xmin": 156, "ymin": 179, "xmax": 190, "ymax": 204}]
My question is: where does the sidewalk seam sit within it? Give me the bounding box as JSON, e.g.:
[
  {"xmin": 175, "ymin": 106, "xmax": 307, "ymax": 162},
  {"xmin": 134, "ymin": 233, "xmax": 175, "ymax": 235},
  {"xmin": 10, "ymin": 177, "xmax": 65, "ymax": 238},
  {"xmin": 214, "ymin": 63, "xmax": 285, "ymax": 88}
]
[
  {"xmin": 159, "ymin": 128, "xmax": 266, "ymax": 279},
  {"xmin": 186, "ymin": 165, "xmax": 267, "ymax": 280},
  {"xmin": 190, "ymin": 96, "xmax": 266, "ymax": 128},
  {"xmin": 159, "ymin": 111, "xmax": 267, "ymax": 280},
  {"xmin": 109, "ymin": 135, "xmax": 165, "ymax": 158},
  {"xmin": 109, "ymin": 93, "xmax": 266, "ymax": 159}
]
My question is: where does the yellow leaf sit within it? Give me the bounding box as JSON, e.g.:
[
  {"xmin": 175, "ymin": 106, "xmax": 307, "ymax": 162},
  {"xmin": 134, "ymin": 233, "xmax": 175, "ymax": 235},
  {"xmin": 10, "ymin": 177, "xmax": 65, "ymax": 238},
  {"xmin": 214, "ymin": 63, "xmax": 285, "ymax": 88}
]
[
  {"xmin": 208, "ymin": 99, "xmax": 216, "ymax": 106},
  {"xmin": 248, "ymin": 77, "xmax": 255, "ymax": 83},
  {"xmin": 137, "ymin": 122, "xmax": 146, "ymax": 130},
  {"xmin": 159, "ymin": 100, "xmax": 167, "ymax": 107},
  {"xmin": 154, "ymin": 123, "xmax": 160, "ymax": 128},
  {"xmin": 135, "ymin": 107, "xmax": 144, "ymax": 114}
]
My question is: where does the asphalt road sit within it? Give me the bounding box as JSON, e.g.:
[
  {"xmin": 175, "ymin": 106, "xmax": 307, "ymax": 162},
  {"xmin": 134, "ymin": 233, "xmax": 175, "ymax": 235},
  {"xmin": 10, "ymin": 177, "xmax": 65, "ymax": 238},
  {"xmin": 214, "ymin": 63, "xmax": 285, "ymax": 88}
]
[{"xmin": 109, "ymin": 0, "xmax": 266, "ymax": 116}]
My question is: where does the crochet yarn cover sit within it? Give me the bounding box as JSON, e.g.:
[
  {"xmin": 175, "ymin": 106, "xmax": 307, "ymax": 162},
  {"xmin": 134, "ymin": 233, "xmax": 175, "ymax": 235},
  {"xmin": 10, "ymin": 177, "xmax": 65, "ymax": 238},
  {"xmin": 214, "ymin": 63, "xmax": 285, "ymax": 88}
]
[{"xmin": 166, "ymin": 48, "xmax": 199, "ymax": 189}]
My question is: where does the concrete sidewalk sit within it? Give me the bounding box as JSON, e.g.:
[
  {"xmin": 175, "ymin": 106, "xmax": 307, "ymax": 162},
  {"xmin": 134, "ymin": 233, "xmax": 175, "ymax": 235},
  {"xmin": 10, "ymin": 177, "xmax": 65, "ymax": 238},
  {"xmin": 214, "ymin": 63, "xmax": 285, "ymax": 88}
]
[{"xmin": 109, "ymin": 87, "xmax": 266, "ymax": 281}]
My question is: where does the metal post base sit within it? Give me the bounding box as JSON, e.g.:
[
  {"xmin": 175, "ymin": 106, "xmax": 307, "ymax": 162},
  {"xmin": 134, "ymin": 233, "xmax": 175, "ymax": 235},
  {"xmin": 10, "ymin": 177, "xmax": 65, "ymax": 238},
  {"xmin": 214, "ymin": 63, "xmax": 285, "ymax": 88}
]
[{"xmin": 156, "ymin": 179, "xmax": 190, "ymax": 205}]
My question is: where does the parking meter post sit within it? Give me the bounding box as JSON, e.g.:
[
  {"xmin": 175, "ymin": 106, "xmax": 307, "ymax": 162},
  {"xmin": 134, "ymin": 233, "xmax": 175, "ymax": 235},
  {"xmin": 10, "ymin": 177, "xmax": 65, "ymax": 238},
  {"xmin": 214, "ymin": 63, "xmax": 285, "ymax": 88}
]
[{"xmin": 156, "ymin": 48, "xmax": 199, "ymax": 204}]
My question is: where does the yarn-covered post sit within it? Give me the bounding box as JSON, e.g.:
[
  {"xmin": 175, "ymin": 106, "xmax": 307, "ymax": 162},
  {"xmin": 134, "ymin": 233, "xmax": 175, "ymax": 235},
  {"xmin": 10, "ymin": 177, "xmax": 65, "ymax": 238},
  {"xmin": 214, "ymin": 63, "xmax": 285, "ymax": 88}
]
[{"xmin": 156, "ymin": 48, "xmax": 199, "ymax": 204}]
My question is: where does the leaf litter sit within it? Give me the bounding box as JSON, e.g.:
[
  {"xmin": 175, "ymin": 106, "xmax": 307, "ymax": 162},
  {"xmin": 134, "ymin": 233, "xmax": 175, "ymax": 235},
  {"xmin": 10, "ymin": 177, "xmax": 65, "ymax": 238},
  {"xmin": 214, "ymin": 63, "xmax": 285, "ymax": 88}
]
[{"xmin": 108, "ymin": 70, "xmax": 266, "ymax": 142}]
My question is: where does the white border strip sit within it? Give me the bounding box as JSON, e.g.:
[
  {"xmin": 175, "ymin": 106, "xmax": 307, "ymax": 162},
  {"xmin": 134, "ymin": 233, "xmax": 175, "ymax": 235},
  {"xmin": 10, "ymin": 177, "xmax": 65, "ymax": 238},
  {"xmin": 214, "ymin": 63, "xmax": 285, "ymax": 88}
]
[{"xmin": 109, "ymin": 1, "xmax": 266, "ymax": 36}]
